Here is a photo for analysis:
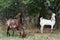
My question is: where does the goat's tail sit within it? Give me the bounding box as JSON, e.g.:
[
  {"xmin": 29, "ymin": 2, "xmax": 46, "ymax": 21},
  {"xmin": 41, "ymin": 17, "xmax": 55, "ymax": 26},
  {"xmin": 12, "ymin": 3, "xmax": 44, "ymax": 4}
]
[{"xmin": 40, "ymin": 17, "xmax": 43, "ymax": 21}]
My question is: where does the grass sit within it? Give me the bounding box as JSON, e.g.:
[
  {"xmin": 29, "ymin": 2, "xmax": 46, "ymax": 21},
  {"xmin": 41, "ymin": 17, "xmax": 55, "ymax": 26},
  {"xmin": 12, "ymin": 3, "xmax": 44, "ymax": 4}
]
[
  {"xmin": 0, "ymin": 29, "xmax": 60, "ymax": 40},
  {"xmin": 0, "ymin": 25, "xmax": 60, "ymax": 40}
]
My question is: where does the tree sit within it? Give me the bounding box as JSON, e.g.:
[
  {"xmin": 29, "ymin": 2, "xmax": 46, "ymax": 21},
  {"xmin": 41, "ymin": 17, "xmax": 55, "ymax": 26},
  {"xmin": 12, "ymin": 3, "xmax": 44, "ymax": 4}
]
[{"xmin": 49, "ymin": 0, "xmax": 60, "ymax": 29}]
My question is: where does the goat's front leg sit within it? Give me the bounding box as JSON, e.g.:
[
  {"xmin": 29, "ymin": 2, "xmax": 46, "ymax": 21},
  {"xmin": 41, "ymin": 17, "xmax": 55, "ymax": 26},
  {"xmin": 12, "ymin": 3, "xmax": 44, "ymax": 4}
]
[
  {"xmin": 7, "ymin": 27, "xmax": 10, "ymax": 36},
  {"xmin": 51, "ymin": 25, "xmax": 54, "ymax": 33},
  {"xmin": 40, "ymin": 26, "xmax": 44, "ymax": 33},
  {"xmin": 12, "ymin": 29, "xmax": 14, "ymax": 36}
]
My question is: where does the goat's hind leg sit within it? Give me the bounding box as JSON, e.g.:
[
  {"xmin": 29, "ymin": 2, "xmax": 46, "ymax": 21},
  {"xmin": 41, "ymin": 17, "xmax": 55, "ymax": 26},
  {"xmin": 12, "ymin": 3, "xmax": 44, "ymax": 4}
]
[{"xmin": 51, "ymin": 25, "xmax": 54, "ymax": 33}]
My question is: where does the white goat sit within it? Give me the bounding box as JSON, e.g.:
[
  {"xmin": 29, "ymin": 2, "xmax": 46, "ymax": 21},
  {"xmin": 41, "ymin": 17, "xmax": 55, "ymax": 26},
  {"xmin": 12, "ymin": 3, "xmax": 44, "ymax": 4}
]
[{"xmin": 40, "ymin": 13, "xmax": 56, "ymax": 33}]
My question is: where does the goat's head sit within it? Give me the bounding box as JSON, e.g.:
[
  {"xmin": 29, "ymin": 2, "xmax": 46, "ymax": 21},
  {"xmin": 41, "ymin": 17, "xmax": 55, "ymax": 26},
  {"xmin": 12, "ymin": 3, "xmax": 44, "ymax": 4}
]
[
  {"xmin": 51, "ymin": 13, "xmax": 56, "ymax": 20},
  {"xmin": 52, "ymin": 13, "xmax": 56, "ymax": 17}
]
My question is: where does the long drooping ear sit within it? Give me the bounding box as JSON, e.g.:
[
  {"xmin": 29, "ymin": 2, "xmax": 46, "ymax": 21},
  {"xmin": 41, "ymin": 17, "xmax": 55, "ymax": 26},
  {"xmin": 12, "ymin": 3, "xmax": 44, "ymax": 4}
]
[{"xmin": 16, "ymin": 13, "xmax": 21, "ymax": 18}]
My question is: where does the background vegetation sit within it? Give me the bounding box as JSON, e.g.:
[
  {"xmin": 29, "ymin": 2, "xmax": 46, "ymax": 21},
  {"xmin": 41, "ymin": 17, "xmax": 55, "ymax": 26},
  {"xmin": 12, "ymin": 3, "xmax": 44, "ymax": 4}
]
[{"xmin": 0, "ymin": 0, "xmax": 60, "ymax": 28}]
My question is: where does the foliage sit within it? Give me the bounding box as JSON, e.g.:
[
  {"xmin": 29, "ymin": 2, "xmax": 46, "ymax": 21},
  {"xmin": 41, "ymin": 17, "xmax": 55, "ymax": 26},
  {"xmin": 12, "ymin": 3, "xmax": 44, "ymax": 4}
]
[
  {"xmin": 0, "ymin": 0, "xmax": 13, "ymax": 12},
  {"xmin": 0, "ymin": 0, "xmax": 60, "ymax": 27},
  {"xmin": 0, "ymin": 0, "xmax": 19, "ymax": 19}
]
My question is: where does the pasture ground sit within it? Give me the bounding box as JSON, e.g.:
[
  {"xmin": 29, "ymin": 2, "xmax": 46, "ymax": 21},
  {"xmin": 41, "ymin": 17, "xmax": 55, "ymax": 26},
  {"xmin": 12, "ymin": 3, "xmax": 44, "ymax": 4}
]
[{"xmin": 0, "ymin": 24, "xmax": 60, "ymax": 40}]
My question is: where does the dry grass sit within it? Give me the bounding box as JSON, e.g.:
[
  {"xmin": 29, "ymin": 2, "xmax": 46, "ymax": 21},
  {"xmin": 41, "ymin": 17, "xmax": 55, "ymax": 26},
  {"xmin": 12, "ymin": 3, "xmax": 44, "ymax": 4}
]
[{"xmin": 0, "ymin": 24, "xmax": 60, "ymax": 40}]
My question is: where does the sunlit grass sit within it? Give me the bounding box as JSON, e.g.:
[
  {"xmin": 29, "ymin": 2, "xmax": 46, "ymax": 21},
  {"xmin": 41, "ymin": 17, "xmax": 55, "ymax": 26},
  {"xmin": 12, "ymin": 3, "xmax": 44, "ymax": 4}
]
[
  {"xmin": 0, "ymin": 23, "xmax": 60, "ymax": 40},
  {"xmin": 0, "ymin": 29, "xmax": 60, "ymax": 40}
]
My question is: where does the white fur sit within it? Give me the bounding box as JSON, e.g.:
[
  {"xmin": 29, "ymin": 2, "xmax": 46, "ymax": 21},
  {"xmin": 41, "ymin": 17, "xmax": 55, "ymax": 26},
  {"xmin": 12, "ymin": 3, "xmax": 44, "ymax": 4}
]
[
  {"xmin": 40, "ymin": 13, "xmax": 56, "ymax": 33},
  {"xmin": 6, "ymin": 19, "xmax": 17, "ymax": 28}
]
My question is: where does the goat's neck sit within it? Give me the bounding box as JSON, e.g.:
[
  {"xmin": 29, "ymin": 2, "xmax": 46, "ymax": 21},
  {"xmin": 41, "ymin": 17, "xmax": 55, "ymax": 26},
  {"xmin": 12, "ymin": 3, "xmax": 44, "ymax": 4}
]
[{"xmin": 51, "ymin": 16, "xmax": 55, "ymax": 20}]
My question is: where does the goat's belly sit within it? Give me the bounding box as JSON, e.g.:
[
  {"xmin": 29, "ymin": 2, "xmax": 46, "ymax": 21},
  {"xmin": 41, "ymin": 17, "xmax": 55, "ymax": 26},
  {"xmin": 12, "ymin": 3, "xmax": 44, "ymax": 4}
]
[
  {"xmin": 40, "ymin": 21, "xmax": 52, "ymax": 25},
  {"xmin": 44, "ymin": 23, "xmax": 52, "ymax": 25},
  {"xmin": 10, "ymin": 25, "xmax": 17, "ymax": 28}
]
